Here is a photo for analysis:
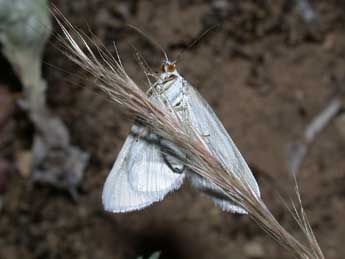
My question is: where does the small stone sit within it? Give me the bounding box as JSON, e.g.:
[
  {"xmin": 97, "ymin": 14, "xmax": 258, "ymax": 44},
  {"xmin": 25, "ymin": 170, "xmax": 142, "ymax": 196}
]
[
  {"xmin": 16, "ymin": 150, "xmax": 32, "ymax": 178},
  {"xmin": 211, "ymin": 0, "xmax": 229, "ymax": 18},
  {"xmin": 211, "ymin": 0, "xmax": 229, "ymax": 11},
  {"xmin": 243, "ymin": 241, "xmax": 265, "ymax": 258}
]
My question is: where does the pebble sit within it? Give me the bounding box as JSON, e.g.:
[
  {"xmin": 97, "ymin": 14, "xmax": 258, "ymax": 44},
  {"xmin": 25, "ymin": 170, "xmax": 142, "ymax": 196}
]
[{"xmin": 243, "ymin": 241, "xmax": 265, "ymax": 258}]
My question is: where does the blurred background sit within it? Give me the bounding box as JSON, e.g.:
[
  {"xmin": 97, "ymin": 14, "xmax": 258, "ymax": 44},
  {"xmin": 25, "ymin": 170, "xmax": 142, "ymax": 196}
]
[{"xmin": 0, "ymin": 0, "xmax": 345, "ymax": 258}]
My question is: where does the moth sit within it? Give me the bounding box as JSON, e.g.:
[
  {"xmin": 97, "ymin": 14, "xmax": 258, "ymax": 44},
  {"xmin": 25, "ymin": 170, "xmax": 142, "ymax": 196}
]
[{"xmin": 102, "ymin": 60, "xmax": 260, "ymax": 213}]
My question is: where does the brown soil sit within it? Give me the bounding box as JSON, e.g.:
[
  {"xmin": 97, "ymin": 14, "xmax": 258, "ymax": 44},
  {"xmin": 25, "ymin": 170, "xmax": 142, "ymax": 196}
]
[{"xmin": 1, "ymin": 0, "xmax": 345, "ymax": 258}]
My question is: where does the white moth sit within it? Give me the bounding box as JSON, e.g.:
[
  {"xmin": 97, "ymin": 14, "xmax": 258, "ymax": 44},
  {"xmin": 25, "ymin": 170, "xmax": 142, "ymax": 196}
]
[{"xmin": 102, "ymin": 60, "xmax": 260, "ymax": 213}]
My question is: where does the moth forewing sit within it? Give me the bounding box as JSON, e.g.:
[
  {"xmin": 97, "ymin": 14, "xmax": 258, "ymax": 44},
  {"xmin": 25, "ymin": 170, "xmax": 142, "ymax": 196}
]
[{"xmin": 181, "ymin": 82, "xmax": 260, "ymax": 213}]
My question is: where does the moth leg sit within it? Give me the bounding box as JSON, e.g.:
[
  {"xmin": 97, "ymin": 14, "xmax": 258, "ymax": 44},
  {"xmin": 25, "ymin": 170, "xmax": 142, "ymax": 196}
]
[
  {"xmin": 158, "ymin": 87, "xmax": 189, "ymax": 174},
  {"xmin": 159, "ymin": 138, "xmax": 185, "ymax": 174},
  {"xmin": 130, "ymin": 124, "xmax": 149, "ymax": 143},
  {"xmin": 174, "ymin": 96, "xmax": 188, "ymax": 112},
  {"xmin": 175, "ymin": 105, "xmax": 187, "ymax": 112},
  {"xmin": 162, "ymin": 153, "xmax": 185, "ymax": 174}
]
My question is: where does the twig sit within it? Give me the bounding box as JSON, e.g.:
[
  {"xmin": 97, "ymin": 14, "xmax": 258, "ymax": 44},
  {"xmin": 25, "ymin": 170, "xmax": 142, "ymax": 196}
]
[{"xmin": 287, "ymin": 97, "xmax": 342, "ymax": 174}]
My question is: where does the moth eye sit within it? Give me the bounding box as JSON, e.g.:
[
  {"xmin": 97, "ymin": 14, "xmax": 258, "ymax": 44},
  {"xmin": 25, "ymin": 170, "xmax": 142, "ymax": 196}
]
[
  {"xmin": 167, "ymin": 64, "xmax": 175, "ymax": 72},
  {"xmin": 160, "ymin": 63, "xmax": 165, "ymax": 72}
]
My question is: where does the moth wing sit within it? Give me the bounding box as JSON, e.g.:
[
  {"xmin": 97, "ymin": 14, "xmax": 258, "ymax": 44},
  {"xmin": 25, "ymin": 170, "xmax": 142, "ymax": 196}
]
[
  {"xmin": 102, "ymin": 125, "xmax": 184, "ymax": 213},
  {"xmin": 186, "ymin": 86, "xmax": 260, "ymax": 213},
  {"xmin": 188, "ymin": 172, "xmax": 247, "ymax": 214},
  {"xmin": 128, "ymin": 125, "xmax": 185, "ymax": 193}
]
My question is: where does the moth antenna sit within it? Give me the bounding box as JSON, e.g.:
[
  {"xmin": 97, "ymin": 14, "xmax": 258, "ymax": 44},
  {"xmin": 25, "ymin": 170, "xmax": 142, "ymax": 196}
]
[
  {"xmin": 134, "ymin": 47, "xmax": 156, "ymax": 78},
  {"xmin": 130, "ymin": 44, "xmax": 156, "ymax": 87},
  {"xmin": 127, "ymin": 24, "xmax": 169, "ymax": 61},
  {"xmin": 175, "ymin": 24, "xmax": 220, "ymax": 63}
]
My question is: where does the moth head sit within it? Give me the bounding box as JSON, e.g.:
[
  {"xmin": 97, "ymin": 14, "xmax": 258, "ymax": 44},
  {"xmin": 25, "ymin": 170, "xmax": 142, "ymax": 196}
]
[{"xmin": 160, "ymin": 61, "xmax": 176, "ymax": 73}]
